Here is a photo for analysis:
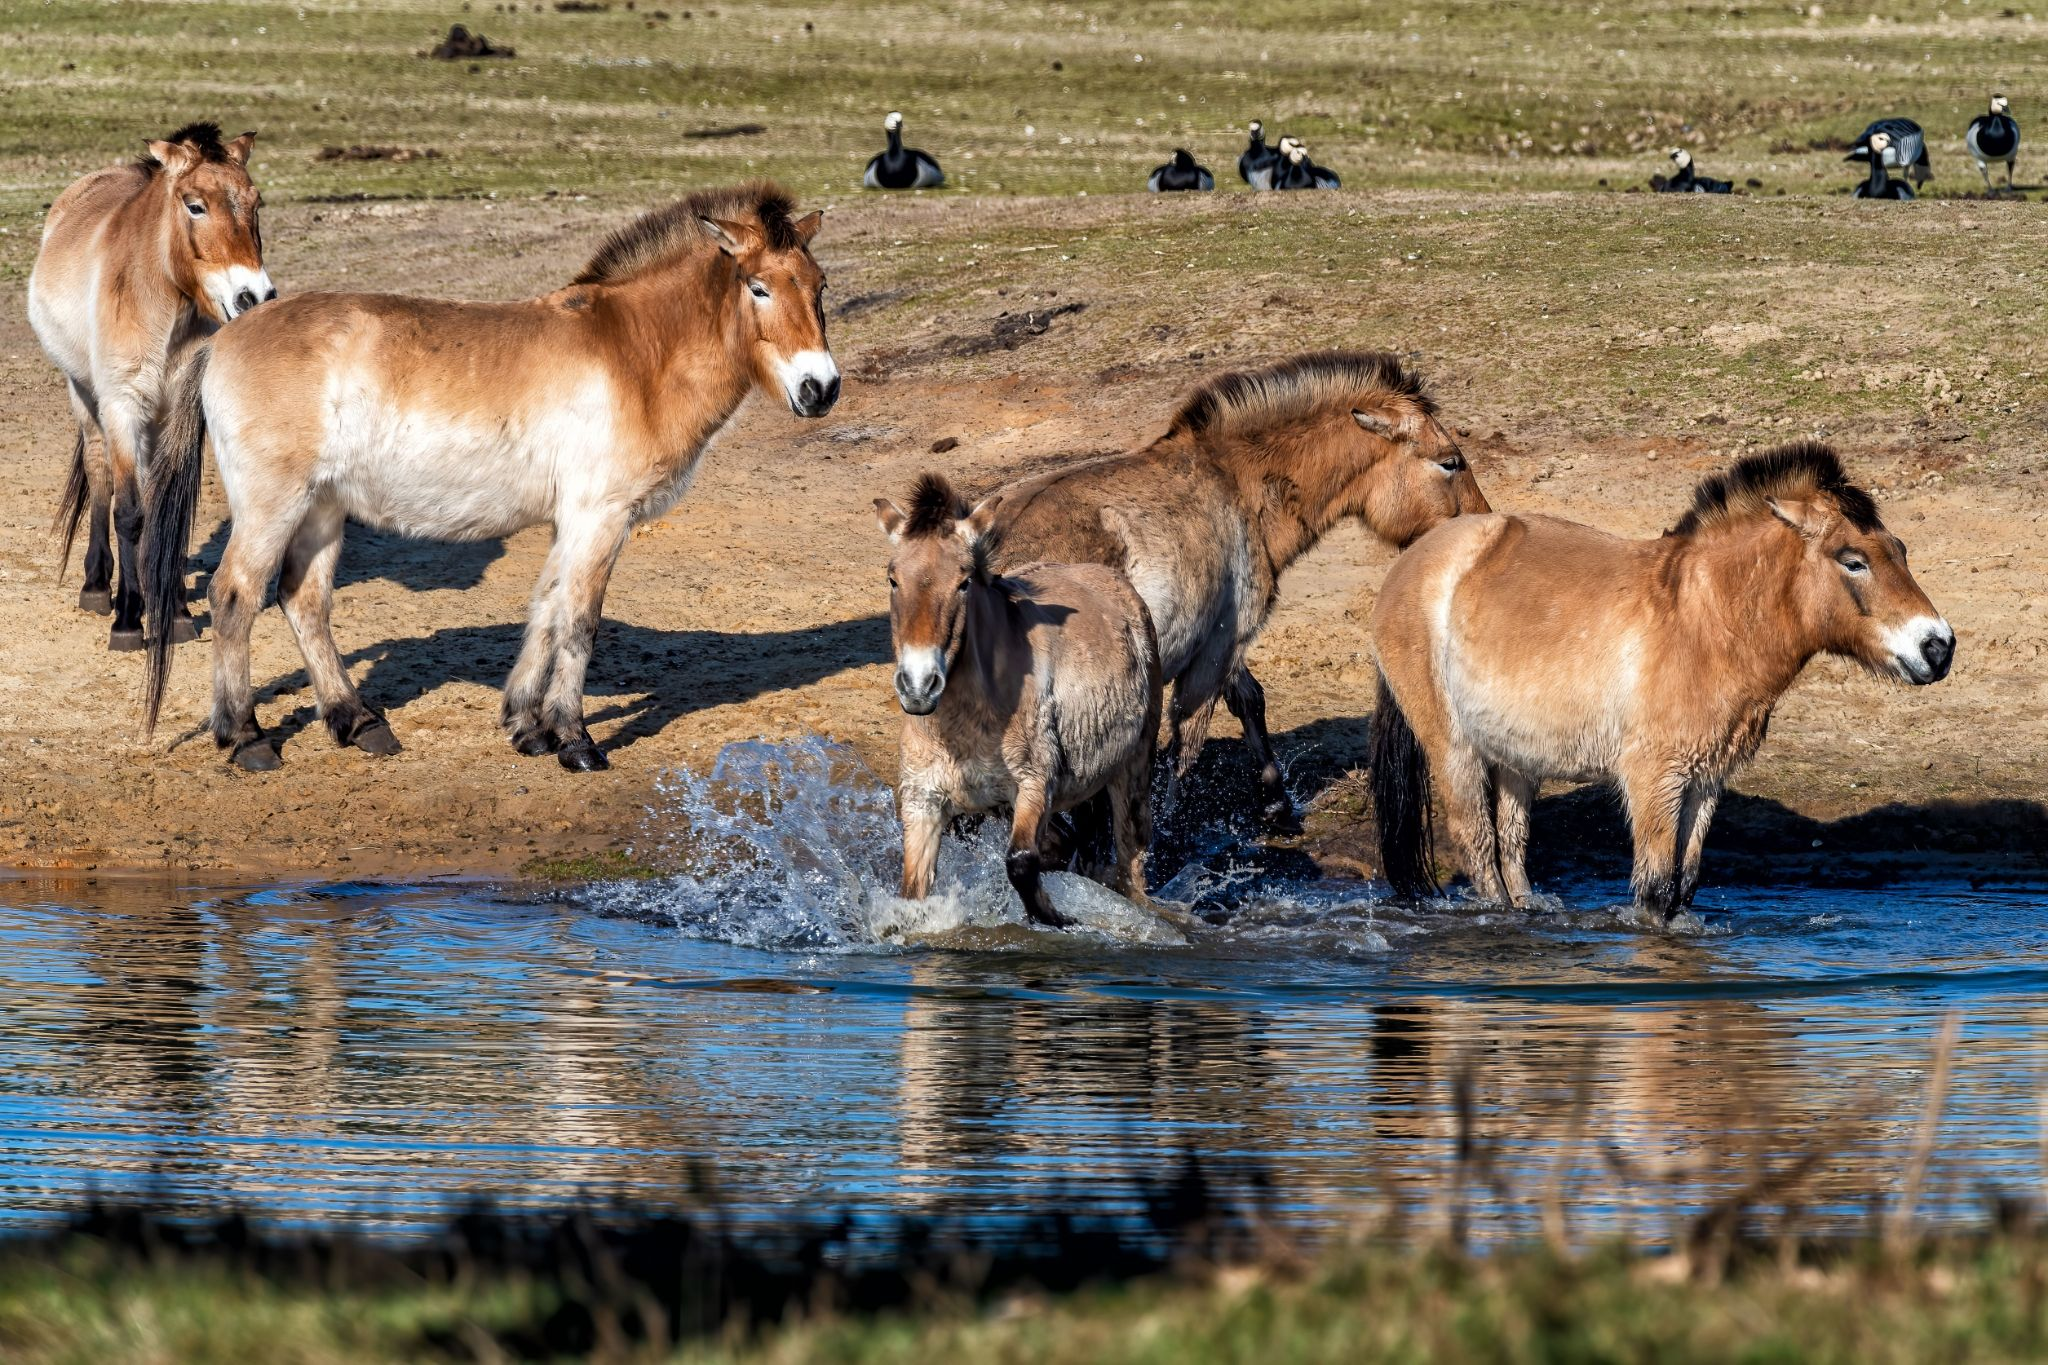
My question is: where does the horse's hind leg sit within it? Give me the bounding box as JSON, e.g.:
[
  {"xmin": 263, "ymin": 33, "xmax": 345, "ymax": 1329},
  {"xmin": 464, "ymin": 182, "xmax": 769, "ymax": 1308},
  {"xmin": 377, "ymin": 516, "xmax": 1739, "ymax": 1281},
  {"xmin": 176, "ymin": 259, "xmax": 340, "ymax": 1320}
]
[
  {"xmin": 1674, "ymin": 783, "xmax": 1723, "ymax": 909},
  {"xmin": 1441, "ymin": 742, "xmax": 1507, "ymax": 903},
  {"xmin": 536, "ymin": 513, "xmax": 631, "ymax": 772},
  {"xmin": 278, "ymin": 502, "xmax": 398, "ymax": 757},
  {"xmin": 64, "ymin": 382, "xmax": 114, "ymax": 614},
  {"xmin": 1225, "ymin": 667, "xmax": 1297, "ymax": 831},
  {"xmin": 1106, "ymin": 769, "xmax": 1153, "ymax": 904},
  {"xmin": 1492, "ymin": 767, "xmax": 1537, "ymax": 908},
  {"xmin": 209, "ymin": 504, "xmax": 303, "ymax": 771},
  {"xmin": 100, "ymin": 401, "xmax": 148, "ymax": 651}
]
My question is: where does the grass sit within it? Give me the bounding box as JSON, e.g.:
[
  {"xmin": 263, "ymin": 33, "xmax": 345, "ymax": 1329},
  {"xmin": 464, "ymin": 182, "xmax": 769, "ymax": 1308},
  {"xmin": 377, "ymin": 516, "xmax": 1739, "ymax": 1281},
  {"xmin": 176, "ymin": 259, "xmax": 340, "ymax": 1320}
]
[{"xmin": 518, "ymin": 847, "xmax": 664, "ymax": 881}]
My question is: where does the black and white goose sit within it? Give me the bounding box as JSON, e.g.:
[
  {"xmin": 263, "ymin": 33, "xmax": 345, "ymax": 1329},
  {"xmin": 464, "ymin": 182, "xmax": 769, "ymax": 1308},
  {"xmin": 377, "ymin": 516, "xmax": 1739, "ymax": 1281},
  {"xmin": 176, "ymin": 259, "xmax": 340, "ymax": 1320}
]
[
  {"xmin": 862, "ymin": 111, "xmax": 944, "ymax": 190},
  {"xmin": 1847, "ymin": 117, "xmax": 1930, "ymax": 187},
  {"xmin": 1274, "ymin": 136, "xmax": 1340, "ymax": 189},
  {"xmin": 1658, "ymin": 148, "xmax": 1732, "ymax": 193},
  {"xmin": 1272, "ymin": 144, "xmax": 1319, "ymax": 190},
  {"xmin": 1147, "ymin": 148, "xmax": 1215, "ymax": 192},
  {"xmin": 1851, "ymin": 130, "xmax": 1915, "ymax": 199},
  {"xmin": 1966, "ymin": 94, "xmax": 2020, "ymax": 193},
  {"xmin": 1239, "ymin": 120, "xmax": 1280, "ymax": 189}
]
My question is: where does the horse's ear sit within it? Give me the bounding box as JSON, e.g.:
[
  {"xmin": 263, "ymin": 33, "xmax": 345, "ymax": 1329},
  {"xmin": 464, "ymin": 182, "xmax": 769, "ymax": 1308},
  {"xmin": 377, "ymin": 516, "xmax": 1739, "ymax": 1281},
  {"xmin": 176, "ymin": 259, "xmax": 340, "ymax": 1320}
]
[
  {"xmin": 791, "ymin": 210, "xmax": 824, "ymax": 247},
  {"xmin": 698, "ymin": 216, "xmax": 755, "ymax": 256},
  {"xmin": 1352, "ymin": 407, "xmax": 1401, "ymax": 439},
  {"xmin": 960, "ymin": 494, "xmax": 1003, "ymax": 546},
  {"xmin": 225, "ymin": 132, "xmax": 257, "ymax": 166},
  {"xmin": 875, "ymin": 498, "xmax": 906, "ymax": 542},
  {"xmin": 1766, "ymin": 495, "xmax": 1821, "ymax": 539},
  {"xmin": 145, "ymin": 139, "xmax": 199, "ymax": 174}
]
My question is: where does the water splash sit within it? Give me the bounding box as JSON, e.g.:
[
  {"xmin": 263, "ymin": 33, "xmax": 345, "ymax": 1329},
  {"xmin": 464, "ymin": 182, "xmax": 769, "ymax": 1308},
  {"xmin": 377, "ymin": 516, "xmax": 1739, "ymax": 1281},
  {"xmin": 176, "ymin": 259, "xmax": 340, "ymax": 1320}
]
[{"xmin": 587, "ymin": 737, "xmax": 1184, "ymax": 952}]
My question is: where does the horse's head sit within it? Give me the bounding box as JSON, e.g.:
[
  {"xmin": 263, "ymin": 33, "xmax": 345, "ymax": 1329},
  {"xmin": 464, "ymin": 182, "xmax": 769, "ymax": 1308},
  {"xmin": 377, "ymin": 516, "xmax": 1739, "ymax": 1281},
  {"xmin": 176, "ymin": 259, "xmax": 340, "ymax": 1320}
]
[
  {"xmin": 146, "ymin": 125, "xmax": 273, "ymax": 323},
  {"xmin": 1347, "ymin": 384, "xmax": 1492, "ymax": 548},
  {"xmin": 699, "ymin": 207, "xmax": 840, "ymax": 418},
  {"xmin": 874, "ymin": 474, "xmax": 999, "ymax": 715}
]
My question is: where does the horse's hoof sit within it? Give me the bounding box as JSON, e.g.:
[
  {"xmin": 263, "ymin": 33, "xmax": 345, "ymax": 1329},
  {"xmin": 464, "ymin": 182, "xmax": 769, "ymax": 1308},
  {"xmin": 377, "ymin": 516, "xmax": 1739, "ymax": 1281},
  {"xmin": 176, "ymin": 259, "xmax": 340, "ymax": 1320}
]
[
  {"xmin": 108, "ymin": 627, "xmax": 144, "ymax": 652},
  {"xmin": 350, "ymin": 719, "xmax": 402, "ymax": 757},
  {"xmin": 557, "ymin": 740, "xmax": 609, "ymax": 773},
  {"xmin": 170, "ymin": 616, "xmax": 200, "ymax": 645},
  {"xmin": 512, "ymin": 729, "xmax": 557, "ymax": 757},
  {"xmin": 1262, "ymin": 798, "xmax": 1302, "ymax": 835},
  {"xmin": 231, "ymin": 738, "xmax": 282, "ymax": 772},
  {"xmin": 78, "ymin": 588, "xmax": 113, "ymax": 615}
]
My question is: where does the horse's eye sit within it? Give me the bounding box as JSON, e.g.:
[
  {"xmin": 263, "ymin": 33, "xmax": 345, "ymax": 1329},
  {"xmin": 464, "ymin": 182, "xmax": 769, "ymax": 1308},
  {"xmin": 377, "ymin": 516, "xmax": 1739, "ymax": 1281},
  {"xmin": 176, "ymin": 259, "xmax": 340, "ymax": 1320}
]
[
  {"xmin": 1436, "ymin": 454, "xmax": 1465, "ymax": 473},
  {"xmin": 1836, "ymin": 551, "xmax": 1869, "ymax": 575},
  {"xmin": 957, "ymin": 578, "xmax": 970, "ymax": 593},
  {"xmin": 747, "ymin": 279, "xmax": 770, "ymax": 300},
  {"xmin": 185, "ymin": 201, "xmax": 207, "ymax": 217},
  {"xmin": 887, "ymin": 573, "xmax": 897, "ymax": 590}
]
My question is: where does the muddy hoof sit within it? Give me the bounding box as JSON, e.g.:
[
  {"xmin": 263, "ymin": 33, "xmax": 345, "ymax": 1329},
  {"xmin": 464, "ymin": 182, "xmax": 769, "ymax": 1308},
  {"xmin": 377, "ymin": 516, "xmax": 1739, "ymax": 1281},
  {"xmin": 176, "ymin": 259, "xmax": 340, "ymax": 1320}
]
[
  {"xmin": 78, "ymin": 588, "xmax": 113, "ymax": 615},
  {"xmin": 350, "ymin": 719, "xmax": 402, "ymax": 757},
  {"xmin": 512, "ymin": 728, "xmax": 557, "ymax": 757},
  {"xmin": 169, "ymin": 616, "xmax": 201, "ymax": 645},
  {"xmin": 108, "ymin": 626, "xmax": 144, "ymax": 652},
  {"xmin": 1262, "ymin": 797, "xmax": 1302, "ymax": 836},
  {"xmin": 557, "ymin": 740, "xmax": 609, "ymax": 772},
  {"xmin": 232, "ymin": 738, "xmax": 282, "ymax": 772}
]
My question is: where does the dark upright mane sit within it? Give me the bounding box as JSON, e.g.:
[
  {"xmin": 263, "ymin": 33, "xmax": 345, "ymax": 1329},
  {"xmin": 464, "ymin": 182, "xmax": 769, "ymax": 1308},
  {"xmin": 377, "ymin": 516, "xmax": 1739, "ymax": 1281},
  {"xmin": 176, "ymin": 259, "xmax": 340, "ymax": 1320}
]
[
  {"xmin": 1672, "ymin": 441, "xmax": 1883, "ymax": 536},
  {"xmin": 1168, "ymin": 351, "xmax": 1436, "ymax": 439},
  {"xmin": 900, "ymin": 473, "xmax": 970, "ymax": 540},
  {"xmin": 574, "ymin": 181, "xmax": 802, "ymax": 286},
  {"xmin": 136, "ymin": 122, "xmax": 231, "ymax": 176}
]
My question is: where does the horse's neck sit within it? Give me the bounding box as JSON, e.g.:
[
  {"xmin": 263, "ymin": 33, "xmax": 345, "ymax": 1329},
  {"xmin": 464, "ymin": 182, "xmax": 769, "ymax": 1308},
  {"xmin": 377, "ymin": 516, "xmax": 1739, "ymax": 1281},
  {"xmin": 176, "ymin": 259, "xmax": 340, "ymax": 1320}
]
[
  {"xmin": 937, "ymin": 585, "xmax": 1023, "ymax": 725},
  {"xmin": 1212, "ymin": 425, "xmax": 1350, "ymax": 577},
  {"xmin": 1663, "ymin": 525, "xmax": 1814, "ymax": 701},
  {"xmin": 112, "ymin": 190, "xmax": 197, "ymax": 338},
  {"xmin": 605, "ymin": 259, "xmax": 756, "ymax": 456}
]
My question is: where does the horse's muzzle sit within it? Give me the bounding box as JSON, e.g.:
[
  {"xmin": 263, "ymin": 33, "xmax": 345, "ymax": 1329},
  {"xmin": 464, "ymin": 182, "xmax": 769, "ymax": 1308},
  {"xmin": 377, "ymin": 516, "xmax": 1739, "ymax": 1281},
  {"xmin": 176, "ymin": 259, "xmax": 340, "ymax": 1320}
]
[
  {"xmin": 895, "ymin": 668, "xmax": 942, "ymax": 714},
  {"xmin": 794, "ymin": 373, "xmax": 842, "ymax": 418}
]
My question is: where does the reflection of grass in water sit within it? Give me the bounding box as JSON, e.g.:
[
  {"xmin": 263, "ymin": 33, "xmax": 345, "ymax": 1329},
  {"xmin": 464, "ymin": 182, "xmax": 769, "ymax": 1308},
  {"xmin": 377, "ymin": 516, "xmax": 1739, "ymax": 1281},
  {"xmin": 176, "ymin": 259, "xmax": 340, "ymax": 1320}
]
[{"xmin": 4, "ymin": 1020, "xmax": 2039, "ymax": 1363}]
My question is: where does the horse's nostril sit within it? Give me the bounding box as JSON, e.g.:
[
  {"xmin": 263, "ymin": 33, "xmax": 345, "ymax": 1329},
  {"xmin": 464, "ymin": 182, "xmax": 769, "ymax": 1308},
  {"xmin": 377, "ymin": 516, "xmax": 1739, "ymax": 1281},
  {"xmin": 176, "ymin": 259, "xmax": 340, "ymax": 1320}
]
[
  {"xmin": 1921, "ymin": 633, "xmax": 1954, "ymax": 678},
  {"xmin": 233, "ymin": 288, "xmax": 258, "ymax": 314},
  {"xmin": 820, "ymin": 374, "xmax": 842, "ymax": 407},
  {"xmin": 263, "ymin": 287, "xmax": 278, "ymax": 302},
  {"xmin": 798, "ymin": 377, "xmax": 822, "ymax": 406}
]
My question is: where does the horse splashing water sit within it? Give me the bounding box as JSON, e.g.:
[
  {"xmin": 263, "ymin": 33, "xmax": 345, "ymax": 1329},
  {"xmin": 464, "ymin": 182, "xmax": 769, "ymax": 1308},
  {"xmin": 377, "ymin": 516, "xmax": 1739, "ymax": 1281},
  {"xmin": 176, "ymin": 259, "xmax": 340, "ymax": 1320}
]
[
  {"xmin": 1370, "ymin": 441, "xmax": 1954, "ymax": 920},
  {"xmin": 30, "ymin": 122, "xmax": 273, "ymax": 651},
  {"xmin": 141, "ymin": 182, "xmax": 839, "ymax": 771}
]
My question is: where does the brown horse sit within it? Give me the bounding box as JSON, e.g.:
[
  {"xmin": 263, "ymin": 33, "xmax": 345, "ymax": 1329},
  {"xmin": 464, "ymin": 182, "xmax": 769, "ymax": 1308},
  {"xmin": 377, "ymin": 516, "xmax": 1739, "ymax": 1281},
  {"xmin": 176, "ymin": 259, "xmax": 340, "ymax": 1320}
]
[
  {"xmin": 878, "ymin": 474, "xmax": 1162, "ymax": 928},
  {"xmin": 141, "ymin": 182, "xmax": 839, "ymax": 771},
  {"xmin": 990, "ymin": 351, "xmax": 1490, "ymax": 822},
  {"xmin": 1371, "ymin": 442, "xmax": 1955, "ymax": 919},
  {"xmin": 29, "ymin": 122, "xmax": 273, "ymax": 650}
]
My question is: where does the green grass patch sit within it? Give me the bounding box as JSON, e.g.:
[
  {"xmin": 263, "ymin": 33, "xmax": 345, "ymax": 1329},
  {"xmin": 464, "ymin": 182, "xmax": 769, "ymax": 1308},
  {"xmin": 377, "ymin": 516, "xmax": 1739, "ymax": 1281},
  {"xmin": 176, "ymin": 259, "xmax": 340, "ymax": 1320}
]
[{"xmin": 517, "ymin": 846, "xmax": 663, "ymax": 881}]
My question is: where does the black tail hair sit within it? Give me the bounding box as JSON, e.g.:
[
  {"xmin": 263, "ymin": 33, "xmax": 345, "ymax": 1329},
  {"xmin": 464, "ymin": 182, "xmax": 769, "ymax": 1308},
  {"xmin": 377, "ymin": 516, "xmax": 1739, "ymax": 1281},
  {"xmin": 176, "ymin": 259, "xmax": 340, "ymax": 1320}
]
[
  {"xmin": 53, "ymin": 427, "xmax": 88, "ymax": 580},
  {"xmin": 1369, "ymin": 671, "xmax": 1438, "ymax": 899},
  {"xmin": 142, "ymin": 345, "xmax": 211, "ymax": 735}
]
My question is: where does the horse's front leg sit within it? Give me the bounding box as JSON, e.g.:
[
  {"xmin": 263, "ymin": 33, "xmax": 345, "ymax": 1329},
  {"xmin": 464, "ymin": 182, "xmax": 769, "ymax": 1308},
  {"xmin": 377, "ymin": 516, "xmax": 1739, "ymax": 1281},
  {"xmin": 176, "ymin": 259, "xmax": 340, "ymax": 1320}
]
[
  {"xmin": 1674, "ymin": 782, "xmax": 1724, "ymax": 909},
  {"xmin": 501, "ymin": 539, "xmax": 567, "ymax": 756},
  {"xmin": 539, "ymin": 512, "xmax": 631, "ymax": 772},
  {"xmin": 1224, "ymin": 667, "xmax": 1296, "ymax": 830},
  {"xmin": 1620, "ymin": 758, "xmax": 1687, "ymax": 920},
  {"xmin": 1005, "ymin": 780, "xmax": 1072, "ymax": 928},
  {"xmin": 899, "ymin": 787, "xmax": 945, "ymax": 900}
]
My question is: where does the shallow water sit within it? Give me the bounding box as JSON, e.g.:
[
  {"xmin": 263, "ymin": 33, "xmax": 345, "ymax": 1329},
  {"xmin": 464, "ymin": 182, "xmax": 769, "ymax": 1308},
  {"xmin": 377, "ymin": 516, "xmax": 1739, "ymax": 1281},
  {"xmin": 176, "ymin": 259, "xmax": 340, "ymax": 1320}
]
[{"xmin": 1, "ymin": 738, "xmax": 2043, "ymax": 1244}]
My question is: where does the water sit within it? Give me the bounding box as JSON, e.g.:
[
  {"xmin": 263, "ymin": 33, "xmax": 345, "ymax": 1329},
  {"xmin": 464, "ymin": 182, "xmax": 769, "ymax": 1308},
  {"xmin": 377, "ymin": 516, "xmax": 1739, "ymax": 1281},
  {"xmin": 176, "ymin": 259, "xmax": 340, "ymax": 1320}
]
[{"xmin": 1, "ymin": 737, "xmax": 2043, "ymax": 1246}]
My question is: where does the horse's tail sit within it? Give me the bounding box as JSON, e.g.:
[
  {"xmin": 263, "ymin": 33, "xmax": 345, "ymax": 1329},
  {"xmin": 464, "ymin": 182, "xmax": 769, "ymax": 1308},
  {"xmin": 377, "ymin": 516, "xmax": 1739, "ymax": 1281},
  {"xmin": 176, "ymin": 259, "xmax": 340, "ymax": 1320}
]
[
  {"xmin": 1370, "ymin": 669, "xmax": 1439, "ymax": 899},
  {"xmin": 53, "ymin": 425, "xmax": 88, "ymax": 580},
  {"xmin": 142, "ymin": 343, "xmax": 210, "ymax": 736}
]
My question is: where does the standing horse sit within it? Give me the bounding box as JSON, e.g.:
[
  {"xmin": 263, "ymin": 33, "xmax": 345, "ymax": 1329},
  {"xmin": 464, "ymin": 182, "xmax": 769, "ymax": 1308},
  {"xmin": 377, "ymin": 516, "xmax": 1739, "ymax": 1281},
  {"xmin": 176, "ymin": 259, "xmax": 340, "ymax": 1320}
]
[
  {"xmin": 1370, "ymin": 442, "xmax": 1954, "ymax": 918},
  {"xmin": 990, "ymin": 352, "xmax": 1490, "ymax": 823},
  {"xmin": 879, "ymin": 474, "xmax": 1162, "ymax": 928},
  {"xmin": 141, "ymin": 182, "xmax": 839, "ymax": 771},
  {"xmin": 29, "ymin": 122, "xmax": 273, "ymax": 651}
]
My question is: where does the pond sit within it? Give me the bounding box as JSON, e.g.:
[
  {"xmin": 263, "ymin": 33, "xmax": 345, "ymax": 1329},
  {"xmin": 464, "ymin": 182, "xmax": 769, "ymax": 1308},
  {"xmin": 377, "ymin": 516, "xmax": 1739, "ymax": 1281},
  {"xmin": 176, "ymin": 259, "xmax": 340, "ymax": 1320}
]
[{"xmin": 1, "ymin": 739, "xmax": 2041, "ymax": 1245}]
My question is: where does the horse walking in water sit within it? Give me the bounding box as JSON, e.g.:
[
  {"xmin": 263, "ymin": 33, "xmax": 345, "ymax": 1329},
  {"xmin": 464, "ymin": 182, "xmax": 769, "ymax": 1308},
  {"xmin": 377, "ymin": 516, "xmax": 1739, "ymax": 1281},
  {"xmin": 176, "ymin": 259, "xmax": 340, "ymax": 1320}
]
[
  {"xmin": 1370, "ymin": 442, "xmax": 1954, "ymax": 919},
  {"xmin": 29, "ymin": 122, "xmax": 274, "ymax": 651},
  {"xmin": 879, "ymin": 475, "xmax": 1162, "ymax": 928},
  {"xmin": 989, "ymin": 352, "xmax": 1490, "ymax": 824},
  {"xmin": 142, "ymin": 182, "xmax": 840, "ymax": 771}
]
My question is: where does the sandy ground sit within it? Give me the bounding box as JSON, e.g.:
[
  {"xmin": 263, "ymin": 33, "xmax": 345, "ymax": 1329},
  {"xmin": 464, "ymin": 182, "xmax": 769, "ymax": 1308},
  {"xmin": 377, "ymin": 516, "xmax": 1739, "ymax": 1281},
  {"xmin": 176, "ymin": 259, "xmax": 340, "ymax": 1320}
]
[{"xmin": 1, "ymin": 193, "xmax": 2042, "ymax": 879}]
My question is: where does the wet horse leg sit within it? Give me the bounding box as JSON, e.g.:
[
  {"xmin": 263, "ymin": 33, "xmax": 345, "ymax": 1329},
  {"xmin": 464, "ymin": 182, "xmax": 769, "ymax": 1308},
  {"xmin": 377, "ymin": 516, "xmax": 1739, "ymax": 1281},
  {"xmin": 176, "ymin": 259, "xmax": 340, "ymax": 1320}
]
[
  {"xmin": 1492, "ymin": 767, "xmax": 1537, "ymax": 907},
  {"xmin": 1224, "ymin": 667, "xmax": 1297, "ymax": 830},
  {"xmin": 899, "ymin": 787, "xmax": 945, "ymax": 899},
  {"xmin": 1674, "ymin": 782, "xmax": 1723, "ymax": 908},
  {"xmin": 277, "ymin": 501, "xmax": 398, "ymax": 756},
  {"xmin": 1106, "ymin": 768, "xmax": 1153, "ymax": 903},
  {"xmin": 1005, "ymin": 780, "xmax": 1072, "ymax": 928},
  {"xmin": 1441, "ymin": 742, "xmax": 1507, "ymax": 903},
  {"xmin": 537, "ymin": 512, "xmax": 631, "ymax": 772},
  {"xmin": 1621, "ymin": 757, "xmax": 1687, "ymax": 918}
]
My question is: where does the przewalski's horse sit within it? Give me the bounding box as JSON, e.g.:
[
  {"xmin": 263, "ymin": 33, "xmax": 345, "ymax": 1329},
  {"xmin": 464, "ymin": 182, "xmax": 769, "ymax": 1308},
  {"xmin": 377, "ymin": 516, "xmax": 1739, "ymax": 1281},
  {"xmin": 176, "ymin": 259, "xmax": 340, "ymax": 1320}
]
[
  {"xmin": 878, "ymin": 474, "xmax": 1163, "ymax": 928},
  {"xmin": 141, "ymin": 182, "xmax": 840, "ymax": 771},
  {"xmin": 990, "ymin": 351, "xmax": 1490, "ymax": 823},
  {"xmin": 1370, "ymin": 441, "xmax": 1955, "ymax": 919},
  {"xmin": 29, "ymin": 122, "xmax": 274, "ymax": 651}
]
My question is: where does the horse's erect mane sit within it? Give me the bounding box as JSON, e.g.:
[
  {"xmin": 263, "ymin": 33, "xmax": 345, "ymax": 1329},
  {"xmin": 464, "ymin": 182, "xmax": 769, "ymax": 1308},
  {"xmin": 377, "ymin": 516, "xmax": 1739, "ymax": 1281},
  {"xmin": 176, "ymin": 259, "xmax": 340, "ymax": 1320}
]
[
  {"xmin": 1672, "ymin": 441, "xmax": 1883, "ymax": 537},
  {"xmin": 900, "ymin": 472, "xmax": 969, "ymax": 539},
  {"xmin": 1167, "ymin": 350, "xmax": 1436, "ymax": 439},
  {"xmin": 136, "ymin": 122, "xmax": 231, "ymax": 177},
  {"xmin": 573, "ymin": 181, "xmax": 802, "ymax": 286}
]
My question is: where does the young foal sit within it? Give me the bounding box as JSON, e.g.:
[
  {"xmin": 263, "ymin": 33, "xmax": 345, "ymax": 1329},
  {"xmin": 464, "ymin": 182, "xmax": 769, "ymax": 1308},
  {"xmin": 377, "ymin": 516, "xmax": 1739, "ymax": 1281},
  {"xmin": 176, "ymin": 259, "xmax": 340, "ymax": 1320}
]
[
  {"xmin": 142, "ymin": 182, "xmax": 839, "ymax": 771},
  {"xmin": 879, "ymin": 475, "xmax": 1162, "ymax": 928},
  {"xmin": 990, "ymin": 352, "xmax": 1490, "ymax": 821},
  {"xmin": 29, "ymin": 122, "xmax": 273, "ymax": 650},
  {"xmin": 1371, "ymin": 442, "xmax": 1954, "ymax": 918}
]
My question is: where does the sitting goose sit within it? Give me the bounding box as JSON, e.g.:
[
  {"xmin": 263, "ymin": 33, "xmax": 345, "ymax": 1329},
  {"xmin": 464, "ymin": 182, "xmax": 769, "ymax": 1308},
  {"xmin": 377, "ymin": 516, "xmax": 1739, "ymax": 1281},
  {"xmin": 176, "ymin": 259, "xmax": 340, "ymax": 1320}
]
[
  {"xmin": 1238, "ymin": 120, "xmax": 1279, "ymax": 189},
  {"xmin": 863, "ymin": 111, "xmax": 944, "ymax": 190},
  {"xmin": 1847, "ymin": 117, "xmax": 1930, "ymax": 187},
  {"xmin": 1658, "ymin": 148, "xmax": 1732, "ymax": 193},
  {"xmin": 1852, "ymin": 130, "xmax": 1915, "ymax": 199},
  {"xmin": 1147, "ymin": 148, "xmax": 1215, "ymax": 191},
  {"xmin": 1967, "ymin": 94, "xmax": 2020, "ymax": 193},
  {"xmin": 1272, "ymin": 144, "xmax": 1320, "ymax": 190},
  {"xmin": 1275, "ymin": 136, "xmax": 1341, "ymax": 188}
]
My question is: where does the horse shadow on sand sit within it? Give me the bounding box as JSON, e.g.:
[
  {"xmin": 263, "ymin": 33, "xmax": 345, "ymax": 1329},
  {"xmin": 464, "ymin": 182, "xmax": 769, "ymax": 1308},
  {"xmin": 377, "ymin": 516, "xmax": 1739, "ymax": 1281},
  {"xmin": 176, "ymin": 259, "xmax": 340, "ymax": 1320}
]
[
  {"xmin": 228, "ymin": 613, "xmax": 889, "ymax": 761},
  {"xmin": 187, "ymin": 518, "xmax": 509, "ymax": 597}
]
